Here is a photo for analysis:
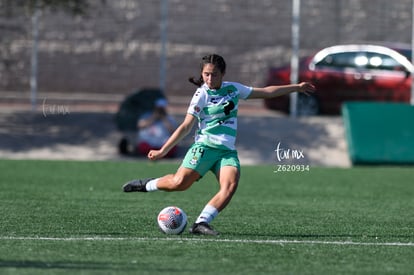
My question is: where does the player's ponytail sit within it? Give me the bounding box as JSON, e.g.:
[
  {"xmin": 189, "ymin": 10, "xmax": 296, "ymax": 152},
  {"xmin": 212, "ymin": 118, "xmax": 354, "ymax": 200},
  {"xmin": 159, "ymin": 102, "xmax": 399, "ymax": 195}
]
[
  {"xmin": 188, "ymin": 54, "xmax": 226, "ymax": 87},
  {"xmin": 188, "ymin": 76, "xmax": 204, "ymax": 87}
]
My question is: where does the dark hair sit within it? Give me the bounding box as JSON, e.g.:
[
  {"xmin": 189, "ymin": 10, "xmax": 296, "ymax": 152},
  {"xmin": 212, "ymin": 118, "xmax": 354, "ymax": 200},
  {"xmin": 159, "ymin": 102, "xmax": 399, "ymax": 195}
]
[{"xmin": 188, "ymin": 54, "xmax": 226, "ymax": 87}]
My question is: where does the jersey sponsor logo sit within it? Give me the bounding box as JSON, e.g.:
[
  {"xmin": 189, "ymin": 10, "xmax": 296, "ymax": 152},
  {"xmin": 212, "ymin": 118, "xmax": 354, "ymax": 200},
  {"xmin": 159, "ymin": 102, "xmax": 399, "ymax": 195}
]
[
  {"xmin": 223, "ymin": 100, "xmax": 235, "ymax": 115},
  {"xmin": 210, "ymin": 97, "xmax": 220, "ymax": 104},
  {"xmin": 218, "ymin": 120, "xmax": 235, "ymax": 125}
]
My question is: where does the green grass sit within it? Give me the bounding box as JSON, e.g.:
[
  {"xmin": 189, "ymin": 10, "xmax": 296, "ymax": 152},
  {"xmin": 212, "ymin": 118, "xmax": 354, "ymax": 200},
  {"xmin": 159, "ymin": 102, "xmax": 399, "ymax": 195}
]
[{"xmin": 0, "ymin": 159, "xmax": 413, "ymax": 274}]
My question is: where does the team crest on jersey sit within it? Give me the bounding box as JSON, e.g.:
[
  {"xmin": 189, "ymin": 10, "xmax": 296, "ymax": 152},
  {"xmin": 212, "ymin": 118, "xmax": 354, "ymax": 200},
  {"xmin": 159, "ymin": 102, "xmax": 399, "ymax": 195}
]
[{"xmin": 189, "ymin": 156, "xmax": 199, "ymax": 166}]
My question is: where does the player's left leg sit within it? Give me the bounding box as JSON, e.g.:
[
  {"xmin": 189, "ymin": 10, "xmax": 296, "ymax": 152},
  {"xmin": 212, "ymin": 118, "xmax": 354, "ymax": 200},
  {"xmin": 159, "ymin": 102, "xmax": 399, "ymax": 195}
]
[
  {"xmin": 190, "ymin": 165, "xmax": 240, "ymax": 236},
  {"xmin": 209, "ymin": 165, "xmax": 240, "ymax": 211}
]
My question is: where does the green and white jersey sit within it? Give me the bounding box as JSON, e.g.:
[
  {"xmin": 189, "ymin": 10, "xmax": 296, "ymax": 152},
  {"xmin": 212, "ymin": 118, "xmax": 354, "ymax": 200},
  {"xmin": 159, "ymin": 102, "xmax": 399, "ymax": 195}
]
[{"xmin": 187, "ymin": 81, "xmax": 253, "ymax": 150}]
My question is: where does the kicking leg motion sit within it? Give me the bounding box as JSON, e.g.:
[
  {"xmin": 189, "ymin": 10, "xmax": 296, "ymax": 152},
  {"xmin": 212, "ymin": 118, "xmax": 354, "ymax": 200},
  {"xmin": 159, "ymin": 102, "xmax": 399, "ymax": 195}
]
[{"xmin": 122, "ymin": 165, "xmax": 239, "ymax": 236}]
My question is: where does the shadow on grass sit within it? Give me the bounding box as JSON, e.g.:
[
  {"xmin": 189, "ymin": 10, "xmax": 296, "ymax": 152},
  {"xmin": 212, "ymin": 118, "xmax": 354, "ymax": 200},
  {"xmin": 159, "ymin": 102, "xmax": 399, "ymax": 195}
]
[
  {"xmin": 0, "ymin": 260, "xmax": 129, "ymax": 271},
  {"xmin": 0, "ymin": 259, "xmax": 192, "ymax": 273}
]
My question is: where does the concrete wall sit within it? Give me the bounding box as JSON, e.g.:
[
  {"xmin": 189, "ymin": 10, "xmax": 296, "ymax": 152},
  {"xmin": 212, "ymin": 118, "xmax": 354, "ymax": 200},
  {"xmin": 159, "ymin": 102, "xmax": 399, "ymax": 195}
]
[{"xmin": 0, "ymin": 0, "xmax": 412, "ymax": 96}]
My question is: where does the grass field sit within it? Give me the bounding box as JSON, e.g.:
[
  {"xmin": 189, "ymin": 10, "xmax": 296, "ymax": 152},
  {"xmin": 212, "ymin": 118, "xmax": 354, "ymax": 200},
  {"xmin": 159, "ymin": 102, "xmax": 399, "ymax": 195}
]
[{"xmin": 0, "ymin": 159, "xmax": 413, "ymax": 274}]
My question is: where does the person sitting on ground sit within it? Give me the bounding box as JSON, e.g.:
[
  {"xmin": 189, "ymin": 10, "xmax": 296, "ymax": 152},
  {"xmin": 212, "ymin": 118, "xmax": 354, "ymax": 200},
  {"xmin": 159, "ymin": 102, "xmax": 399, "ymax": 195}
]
[{"xmin": 136, "ymin": 98, "xmax": 178, "ymax": 158}]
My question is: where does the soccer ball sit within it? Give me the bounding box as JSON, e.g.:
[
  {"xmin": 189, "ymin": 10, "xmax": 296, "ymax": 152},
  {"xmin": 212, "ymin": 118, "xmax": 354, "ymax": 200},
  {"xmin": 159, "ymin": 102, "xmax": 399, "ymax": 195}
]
[{"xmin": 157, "ymin": 206, "xmax": 187, "ymax": 234}]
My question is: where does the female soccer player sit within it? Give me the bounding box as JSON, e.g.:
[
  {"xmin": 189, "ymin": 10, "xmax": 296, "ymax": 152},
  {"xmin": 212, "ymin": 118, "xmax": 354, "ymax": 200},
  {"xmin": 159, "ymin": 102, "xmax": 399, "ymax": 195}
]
[{"xmin": 123, "ymin": 54, "xmax": 315, "ymax": 235}]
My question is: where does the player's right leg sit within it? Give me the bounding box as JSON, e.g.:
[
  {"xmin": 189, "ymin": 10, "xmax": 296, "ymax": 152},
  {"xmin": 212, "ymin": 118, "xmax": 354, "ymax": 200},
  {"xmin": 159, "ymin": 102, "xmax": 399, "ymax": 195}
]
[
  {"xmin": 122, "ymin": 166, "xmax": 200, "ymax": 192},
  {"xmin": 155, "ymin": 167, "xmax": 200, "ymax": 191}
]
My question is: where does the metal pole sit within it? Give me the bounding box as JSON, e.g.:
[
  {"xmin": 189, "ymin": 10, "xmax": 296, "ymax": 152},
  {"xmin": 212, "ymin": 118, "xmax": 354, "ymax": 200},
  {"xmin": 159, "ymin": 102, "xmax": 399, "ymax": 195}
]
[
  {"xmin": 30, "ymin": 1, "xmax": 40, "ymax": 112},
  {"xmin": 160, "ymin": 0, "xmax": 168, "ymax": 93},
  {"xmin": 290, "ymin": 0, "xmax": 300, "ymax": 117},
  {"xmin": 411, "ymin": 0, "xmax": 414, "ymax": 105}
]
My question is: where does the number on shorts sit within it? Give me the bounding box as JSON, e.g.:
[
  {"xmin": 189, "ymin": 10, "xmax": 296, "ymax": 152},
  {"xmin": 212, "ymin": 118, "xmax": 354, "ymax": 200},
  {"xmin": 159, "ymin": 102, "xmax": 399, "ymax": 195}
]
[{"xmin": 191, "ymin": 147, "xmax": 205, "ymax": 158}]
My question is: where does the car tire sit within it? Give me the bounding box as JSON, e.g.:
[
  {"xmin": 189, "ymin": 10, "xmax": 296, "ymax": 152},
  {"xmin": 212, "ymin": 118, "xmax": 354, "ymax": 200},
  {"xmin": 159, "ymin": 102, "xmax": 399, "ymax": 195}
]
[{"xmin": 296, "ymin": 94, "xmax": 319, "ymax": 116}]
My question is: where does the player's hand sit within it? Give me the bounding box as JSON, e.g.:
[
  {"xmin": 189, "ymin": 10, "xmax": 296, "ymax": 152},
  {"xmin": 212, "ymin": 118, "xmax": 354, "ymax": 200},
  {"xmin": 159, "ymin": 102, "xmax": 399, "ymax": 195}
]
[
  {"xmin": 148, "ymin": 149, "xmax": 166, "ymax": 161},
  {"xmin": 298, "ymin": 82, "xmax": 316, "ymax": 96}
]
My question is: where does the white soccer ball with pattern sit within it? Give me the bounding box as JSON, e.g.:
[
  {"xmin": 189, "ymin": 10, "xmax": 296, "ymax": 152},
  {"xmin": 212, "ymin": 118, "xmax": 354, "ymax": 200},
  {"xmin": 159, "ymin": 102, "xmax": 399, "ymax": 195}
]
[{"xmin": 157, "ymin": 206, "xmax": 187, "ymax": 234}]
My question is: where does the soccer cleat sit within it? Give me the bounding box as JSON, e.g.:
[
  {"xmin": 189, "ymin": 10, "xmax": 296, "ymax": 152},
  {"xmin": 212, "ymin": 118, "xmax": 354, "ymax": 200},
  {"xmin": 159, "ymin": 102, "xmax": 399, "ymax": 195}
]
[
  {"xmin": 189, "ymin": 222, "xmax": 219, "ymax": 236},
  {"xmin": 122, "ymin": 178, "xmax": 154, "ymax": 192}
]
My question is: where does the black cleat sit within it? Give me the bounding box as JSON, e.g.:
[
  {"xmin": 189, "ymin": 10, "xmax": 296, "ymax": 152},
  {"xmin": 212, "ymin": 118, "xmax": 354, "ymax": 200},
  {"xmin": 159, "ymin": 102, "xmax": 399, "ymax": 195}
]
[
  {"xmin": 122, "ymin": 178, "xmax": 154, "ymax": 192},
  {"xmin": 189, "ymin": 222, "xmax": 219, "ymax": 236}
]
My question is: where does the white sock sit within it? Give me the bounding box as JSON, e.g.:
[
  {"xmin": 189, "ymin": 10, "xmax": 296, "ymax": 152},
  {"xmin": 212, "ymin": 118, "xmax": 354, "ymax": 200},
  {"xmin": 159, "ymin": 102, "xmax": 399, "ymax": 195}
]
[
  {"xmin": 195, "ymin": 205, "xmax": 219, "ymax": 224},
  {"xmin": 145, "ymin": 178, "xmax": 159, "ymax": 192}
]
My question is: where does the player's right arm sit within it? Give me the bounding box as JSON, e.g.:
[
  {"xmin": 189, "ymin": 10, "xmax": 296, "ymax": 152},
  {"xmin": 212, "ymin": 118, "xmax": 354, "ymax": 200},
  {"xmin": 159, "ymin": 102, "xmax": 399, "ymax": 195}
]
[{"xmin": 148, "ymin": 114, "xmax": 196, "ymax": 160}]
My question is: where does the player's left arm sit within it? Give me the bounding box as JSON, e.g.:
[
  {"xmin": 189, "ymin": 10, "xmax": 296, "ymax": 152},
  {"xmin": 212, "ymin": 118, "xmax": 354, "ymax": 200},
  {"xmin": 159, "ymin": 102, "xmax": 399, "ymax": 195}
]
[{"xmin": 247, "ymin": 82, "xmax": 315, "ymax": 99}]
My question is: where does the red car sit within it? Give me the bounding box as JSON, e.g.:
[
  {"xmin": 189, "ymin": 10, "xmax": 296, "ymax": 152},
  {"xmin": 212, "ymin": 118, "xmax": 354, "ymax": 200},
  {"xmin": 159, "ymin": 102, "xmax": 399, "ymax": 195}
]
[{"xmin": 264, "ymin": 44, "xmax": 413, "ymax": 115}]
